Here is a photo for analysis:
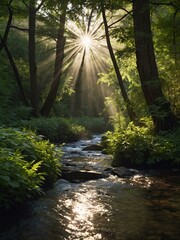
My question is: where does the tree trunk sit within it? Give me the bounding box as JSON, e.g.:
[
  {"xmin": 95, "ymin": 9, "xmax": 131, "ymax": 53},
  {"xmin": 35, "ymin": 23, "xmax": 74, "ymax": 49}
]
[
  {"xmin": 101, "ymin": 5, "xmax": 137, "ymax": 123},
  {"xmin": 0, "ymin": 2, "xmax": 28, "ymax": 105},
  {"xmin": 71, "ymin": 49, "xmax": 85, "ymax": 116},
  {"xmin": 0, "ymin": 5, "xmax": 13, "ymax": 52},
  {"xmin": 132, "ymin": 0, "xmax": 176, "ymax": 132},
  {"xmin": 40, "ymin": 2, "xmax": 67, "ymax": 116},
  {"xmin": 3, "ymin": 42, "xmax": 28, "ymax": 105},
  {"xmin": 28, "ymin": 0, "xmax": 38, "ymax": 116},
  {"xmin": 71, "ymin": 10, "xmax": 94, "ymax": 116}
]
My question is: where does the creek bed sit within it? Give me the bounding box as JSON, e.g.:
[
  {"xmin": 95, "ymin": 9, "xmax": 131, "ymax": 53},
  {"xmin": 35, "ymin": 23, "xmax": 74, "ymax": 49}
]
[{"xmin": 0, "ymin": 135, "xmax": 179, "ymax": 240}]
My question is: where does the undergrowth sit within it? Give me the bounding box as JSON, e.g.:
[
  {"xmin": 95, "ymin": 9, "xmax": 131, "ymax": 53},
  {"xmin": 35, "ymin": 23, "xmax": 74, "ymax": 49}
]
[
  {"xmin": 102, "ymin": 122, "xmax": 180, "ymax": 169},
  {"xmin": 0, "ymin": 128, "xmax": 62, "ymax": 209},
  {"xmin": 21, "ymin": 116, "xmax": 107, "ymax": 143},
  {"xmin": 21, "ymin": 117, "xmax": 88, "ymax": 143}
]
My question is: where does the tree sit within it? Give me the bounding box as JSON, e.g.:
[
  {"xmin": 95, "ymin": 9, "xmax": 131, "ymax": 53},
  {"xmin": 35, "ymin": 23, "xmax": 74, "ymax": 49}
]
[
  {"xmin": 23, "ymin": 0, "xmax": 45, "ymax": 116},
  {"xmin": 101, "ymin": 3, "xmax": 137, "ymax": 123},
  {"xmin": 151, "ymin": 1, "xmax": 180, "ymax": 117},
  {"xmin": 0, "ymin": 0, "xmax": 28, "ymax": 105},
  {"xmin": 0, "ymin": 0, "xmax": 13, "ymax": 52},
  {"xmin": 71, "ymin": 9, "xmax": 94, "ymax": 116},
  {"xmin": 132, "ymin": 0, "xmax": 176, "ymax": 132},
  {"xmin": 40, "ymin": 1, "xmax": 68, "ymax": 116}
]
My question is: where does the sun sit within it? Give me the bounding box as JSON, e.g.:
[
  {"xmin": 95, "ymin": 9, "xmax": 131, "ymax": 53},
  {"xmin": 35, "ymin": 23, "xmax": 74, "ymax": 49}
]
[{"xmin": 81, "ymin": 35, "xmax": 92, "ymax": 48}]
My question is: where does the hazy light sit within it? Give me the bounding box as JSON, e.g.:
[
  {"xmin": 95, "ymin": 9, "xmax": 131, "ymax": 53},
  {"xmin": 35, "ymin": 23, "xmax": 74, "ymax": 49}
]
[
  {"xmin": 65, "ymin": 17, "xmax": 116, "ymax": 116},
  {"xmin": 81, "ymin": 35, "xmax": 92, "ymax": 48}
]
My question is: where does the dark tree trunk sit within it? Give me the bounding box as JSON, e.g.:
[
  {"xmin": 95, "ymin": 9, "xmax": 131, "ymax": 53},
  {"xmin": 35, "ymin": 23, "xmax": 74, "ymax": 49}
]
[
  {"xmin": 0, "ymin": 4, "xmax": 13, "ymax": 52},
  {"xmin": 101, "ymin": 5, "xmax": 137, "ymax": 123},
  {"xmin": 133, "ymin": 0, "xmax": 176, "ymax": 132},
  {"xmin": 71, "ymin": 50, "xmax": 85, "ymax": 116},
  {"xmin": 3, "ymin": 42, "xmax": 28, "ymax": 105},
  {"xmin": 28, "ymin": 0, "xmax": 38, "ymax": 116},
  {"xmin": 0, "ymin": 2, "xmax": 28, "ymax": 105},
  {"xmin": 40, "ymin": 2, "xmax": 67, "ymax": 117}
]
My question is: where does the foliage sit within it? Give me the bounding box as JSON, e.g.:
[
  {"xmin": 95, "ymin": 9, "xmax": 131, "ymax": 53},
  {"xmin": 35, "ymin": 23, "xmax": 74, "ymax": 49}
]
[
  {"xmin": 72, "ymin": 117, "xmax": 108, "ymax": 134},
  {"xmin": 21, "ymin": 116, "xmax": 108, "ymax": 143},
  {"xmin": 0, "ymin": 149, "xmax": 43, "ymax": 209},
  {"xmin": 103, "ymin": 121, "xmax": 180, "ymax": 169},
  {"xmin": 21, "ymin": 117, "xmax": 88, "ymax": 143},
  {"xmin": 0, "ymin": 52, "xmax": 18, "ymax": 125},
  {"xmin": 0, "ymin": 128, "xmax": 62, "ymax": 209},
  {"xmin": 152, "ymin": 4, "xmax": 180, "ymax": 117},
  {"xmin": 0, "ymin": 105, "xmax": 32, "ymax": 127},
  {"xmin": 0, "ymin": 0, "xmax": 179, "ymax": 126}
]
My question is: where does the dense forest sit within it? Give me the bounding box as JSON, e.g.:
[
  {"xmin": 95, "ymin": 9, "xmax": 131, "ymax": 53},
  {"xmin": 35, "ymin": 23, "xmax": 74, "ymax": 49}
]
[{"xmin": 0, "ymin": 0, "xmax": 180, "ymax": 208}]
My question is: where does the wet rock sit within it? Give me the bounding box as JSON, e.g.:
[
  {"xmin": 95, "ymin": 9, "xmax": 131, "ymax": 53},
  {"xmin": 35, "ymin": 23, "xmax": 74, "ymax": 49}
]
[
  {"xmin": 63, "ymin": 146, "xmax": 81, "ymax": 154},
  {"xmin": 82, "ymin": 144, "xmax": 103, "ymax": 151},
  {"xmin": 64, "ymin": 162, "xmax": 77, "ymax": 167},
  {"xmin": 102, "ymin": 167, "xmax": 113, "ymax": 177},
  {"xmin": 61, "ymin": 170, "xmax": 103, "ymax": 182},
  {"xmin": 61, "ymin": 165, "xmax": 81, "ymax": 172},
  {"xmin": 111, "ymin": 167, "xmax": 136, "ymax": 177}
]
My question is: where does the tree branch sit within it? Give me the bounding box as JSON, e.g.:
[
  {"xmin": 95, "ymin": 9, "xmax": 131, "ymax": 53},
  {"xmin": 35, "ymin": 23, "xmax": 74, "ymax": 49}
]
[
  {"xmin": 87, "ymin": 9, "xmax": 94, "ymax": 33},
  {"xmin": 22, "ymin": 0, "xmax": 29, "ymax": 9},
  {"xmin": 151, "ymin": 1, "xmax": 179, "ymax": 10},
  {"xmin": 108, "ymin": 11, "xmax": 132, "ymax": 28},
  {"xmin": 10, "ymin": 25, "xmax": 29, "ymax": 31},
  {"xmin": 8, "ymin": 0, "xmax": 14, "ymax": 5},
  {"xmin": 36, "ymin": 0, "xmax": 45, "ymax": 12}
]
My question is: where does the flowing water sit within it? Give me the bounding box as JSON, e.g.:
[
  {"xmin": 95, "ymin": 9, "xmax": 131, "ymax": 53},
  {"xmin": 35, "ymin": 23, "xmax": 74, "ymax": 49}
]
[{"xmin": 0, "ymin": 135, "xmax": 179, "ymax": 240}]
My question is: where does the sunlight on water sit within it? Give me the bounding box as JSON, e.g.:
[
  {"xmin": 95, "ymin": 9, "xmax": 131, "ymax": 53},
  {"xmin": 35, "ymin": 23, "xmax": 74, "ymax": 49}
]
[
  {"xmin": 56, "ymin": 188, "xmax": 108, "ymax": 239},
  {"xmin": 0, "ymin": 174, "xmax": 179, "ymax": 240},
  {"xmin": 54, "ymin": 178, "xmax": 155, "ymax": 240},
  {"xmin": 130, "ymin": 174, "xmax": 153, "ymax": 188}
]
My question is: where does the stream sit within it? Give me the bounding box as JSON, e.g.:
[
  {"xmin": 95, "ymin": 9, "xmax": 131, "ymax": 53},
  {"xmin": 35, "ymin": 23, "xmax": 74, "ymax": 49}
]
[{"xmin": 0, "ymin": 135, "xmax": 180, "ymax": 240}]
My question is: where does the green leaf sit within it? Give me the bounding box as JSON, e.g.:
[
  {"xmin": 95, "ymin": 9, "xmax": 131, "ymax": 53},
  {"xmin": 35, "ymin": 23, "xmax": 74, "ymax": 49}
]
[
  {"xmin": 0, "ymin": 175, "xmax": 11, "ymax": 183},
  {"xmin": 9, "ymin": 181, "xmax": 20, "ymax": 188}
]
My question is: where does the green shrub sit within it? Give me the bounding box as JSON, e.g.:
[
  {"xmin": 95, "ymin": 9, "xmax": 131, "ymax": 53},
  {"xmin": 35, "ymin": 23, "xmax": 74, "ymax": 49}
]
[
  {"xmin": 0, "ymin": 148, "xmax": 44, "ymax": 208},
  {"xmin": 0, "ymin": 128, "xmax": 62, "ymax": 208},
  {"xmin": 1, "ymin": 114, "xmax": 108, "ymax": 142},
  {"xmin": 72, "ymin": 117, "xmax": 108, "ymax": 134},
  {"xmin": 103, "ymin": 123, "xmax": 180, "ymax": 169},
  {"xmin": 21, "ymin": 117, "xmax": 88, "ymax": 143}
]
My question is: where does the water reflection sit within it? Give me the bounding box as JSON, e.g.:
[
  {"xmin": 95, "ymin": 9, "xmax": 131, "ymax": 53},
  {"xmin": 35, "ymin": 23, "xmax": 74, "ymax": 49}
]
[
  {"xmin": 53, "ymin": 175, "xmax": 180, "ymax": 240},
  {"xmin": 130, "ymin": 174, "xmax": 153, "ymax": 188},
  {"xmin": 0, "ymin": 174, "xmax": 180, "ymax": 240},
  {"xmin": 55, "ymin": 186, "xmax": 108, "ymax": 239},
  {"xmin": 52, "ymin": 178, "xmax": 153, "ymax": 240}
]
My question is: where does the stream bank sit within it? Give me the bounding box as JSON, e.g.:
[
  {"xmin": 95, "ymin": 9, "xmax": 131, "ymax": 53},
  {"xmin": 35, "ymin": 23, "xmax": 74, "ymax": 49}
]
[{"xmin": 0, "ymin": 135, "xmax": 179, "ymax": 240}]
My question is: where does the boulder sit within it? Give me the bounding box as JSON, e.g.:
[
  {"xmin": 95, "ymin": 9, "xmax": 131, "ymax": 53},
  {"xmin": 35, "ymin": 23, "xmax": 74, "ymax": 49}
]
[
  {"xmin": 82, "ymin": 144, "xmax": 103, "ymax": 151},
  {"xmin": 61, "ymin": 170, "xmax": 103, "ymax": 182},
  {"xmin": 111, "ymin": 167, "xmax": 136, "ymax": 177}
]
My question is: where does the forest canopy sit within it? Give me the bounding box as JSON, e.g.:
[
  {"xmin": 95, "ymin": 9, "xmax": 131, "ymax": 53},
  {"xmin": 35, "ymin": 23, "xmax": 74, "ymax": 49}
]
[{"xmin": 0, "ymin": 0, "xmax": 179, "ymax": 131}]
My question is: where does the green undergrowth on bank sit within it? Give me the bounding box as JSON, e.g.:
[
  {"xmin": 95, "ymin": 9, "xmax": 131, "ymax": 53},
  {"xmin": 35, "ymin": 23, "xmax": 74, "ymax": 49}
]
[
  {"xmin": 21, "ymin": 117, "xmax": 87, "ymax": 143},
  {"xmin": 102, "ymin": 121, "xmax": 180, "ymax": 169},
  {"xmin": 0, "ymin": 116, "xmax": 107, "ymax": 209},
  {"xmin": 21, "ymin": 116, "xmax": 107, "ymax": 143},
  {"xmin": 0, "ymin": 128, "xmax": 62, "ymax": 209}
]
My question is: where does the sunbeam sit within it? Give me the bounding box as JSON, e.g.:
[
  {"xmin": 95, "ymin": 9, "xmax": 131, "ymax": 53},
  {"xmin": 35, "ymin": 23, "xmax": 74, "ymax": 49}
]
[
  {"xmin": 38, "ymin": 12, "xmax": 118, "ymax": 117},
  {"xmin": 64, "ymin": 14, "xmax": 116, "ymax": 116},
  {"xmin": 81, "ymin": 34, "xmax": 92, "ymax": 49}
]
